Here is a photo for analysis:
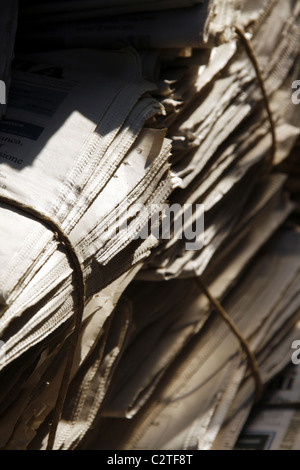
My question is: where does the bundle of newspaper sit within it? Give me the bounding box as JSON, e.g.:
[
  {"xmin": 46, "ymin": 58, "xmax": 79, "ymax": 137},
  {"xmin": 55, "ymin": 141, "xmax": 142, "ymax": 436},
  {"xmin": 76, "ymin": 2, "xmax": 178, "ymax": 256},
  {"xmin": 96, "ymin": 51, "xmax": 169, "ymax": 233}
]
[
  {"xmin": 0, "ymin": 48, "xmax": 176, "ymax": 449},
  {"xmin": 0, "ymin": 0, "xmax": 299, "ymax": 450},
  {"xmin": 83, "ymin": 226, "xmax": 300, "ymax": 450}
]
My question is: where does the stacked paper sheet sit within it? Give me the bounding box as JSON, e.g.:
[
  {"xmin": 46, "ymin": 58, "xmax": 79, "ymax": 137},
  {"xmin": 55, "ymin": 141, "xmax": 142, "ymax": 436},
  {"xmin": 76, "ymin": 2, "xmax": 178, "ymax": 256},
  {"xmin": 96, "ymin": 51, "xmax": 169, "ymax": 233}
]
[{"xmin": 0, "ymin": 0, "xmax": 299, "ymax": 450}]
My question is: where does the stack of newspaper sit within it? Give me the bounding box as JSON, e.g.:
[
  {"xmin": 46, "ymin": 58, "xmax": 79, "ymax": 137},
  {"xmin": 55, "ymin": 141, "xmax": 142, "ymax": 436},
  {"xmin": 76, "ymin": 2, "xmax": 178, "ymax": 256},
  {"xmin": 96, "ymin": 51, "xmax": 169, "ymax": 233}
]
[
  {"xmin": 0, "ymin": 45, "xmax": 178, "ymax": 448},
  {"xmin": 85, "ymin": 226, "xmax": 300, "ymax": 450},
  {"xmin": 0, "ymin": 0, "xmax": 299, "ymax": 450}
]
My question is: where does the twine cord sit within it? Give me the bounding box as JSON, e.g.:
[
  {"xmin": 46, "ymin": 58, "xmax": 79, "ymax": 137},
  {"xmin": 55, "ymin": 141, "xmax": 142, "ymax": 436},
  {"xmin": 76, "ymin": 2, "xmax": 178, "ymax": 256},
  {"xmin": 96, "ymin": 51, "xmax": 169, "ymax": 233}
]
[
  {"xmin": 234, "ymin": 25, "xmax": 277, "ymax": 167},
  {"xmin": 195, "ymin": 277, "xmax": 263, "ymax": 403}
]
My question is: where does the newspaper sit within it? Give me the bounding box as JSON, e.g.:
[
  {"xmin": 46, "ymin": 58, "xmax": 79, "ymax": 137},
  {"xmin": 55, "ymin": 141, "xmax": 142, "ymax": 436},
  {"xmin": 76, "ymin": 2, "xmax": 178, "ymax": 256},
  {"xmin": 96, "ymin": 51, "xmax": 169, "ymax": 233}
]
[
  {"xmin": 0, "ymin": 0, "xmax": 299, "ymax": 451},
  {"xmin": 0, "ymin": 46, "xmax": 175, "ymax": 449}
]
